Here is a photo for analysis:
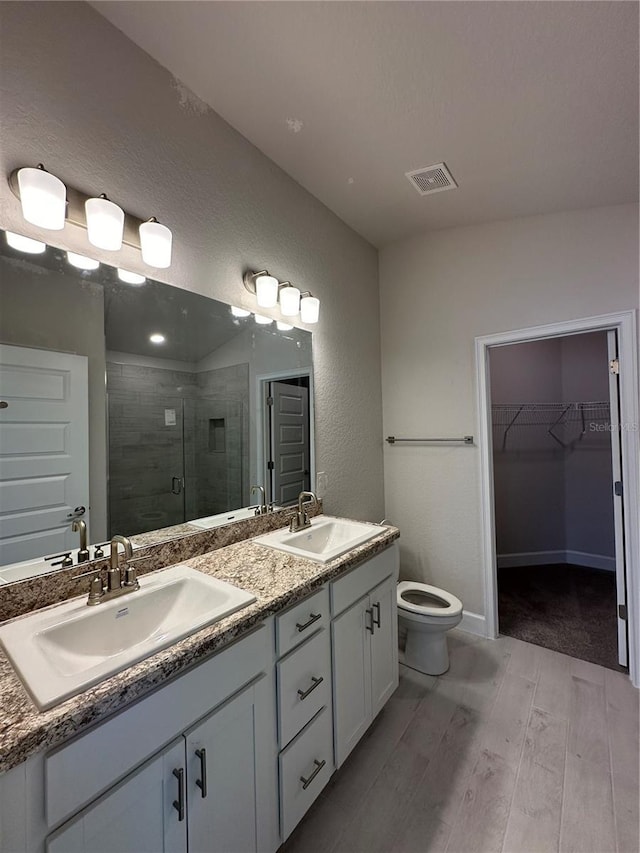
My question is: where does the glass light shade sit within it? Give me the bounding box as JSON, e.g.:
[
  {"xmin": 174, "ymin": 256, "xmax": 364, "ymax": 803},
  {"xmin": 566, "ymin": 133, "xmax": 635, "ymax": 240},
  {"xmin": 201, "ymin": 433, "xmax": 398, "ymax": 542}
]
[
  {"xmin": 67, "ymin": 251, "xmax": 99, "ymax": 270},
  {"xmin": 85, "ymin": 197, "xmax": 124, "ymax": 251},
  {"xmin": 279, "ymin": 284, "xmax": 301, "ymax": 317},
  {"xmin": 149, "ymin": 333, "xmax": 166, "ymax": 344},
  {"xmin": 117, "ymin": 268, "xmax": 146, "ymax": 285},
  {"xmin": 139, "ymin": 220, "xmax": 172, "ymax": 268},
  {"xmin": 231, "ymin": 306, "xmax": 251, "ymax": 318},
  {"xmin": 6, "ymin": 231, "xmax": 46, "ymax": 254},
  {"xmin": 300, "ymin": 295, "xmax": 320, "ymax": 324},
  {"xmin": 255, "ymin": 274, "xmax": 279, "ymax": 308},
  {"xmin": 254, "ymin": 314, "xmax": 273, "ymax": 325},
  {"xmin": 277, "ymin": 321, "xmax": 294, "ymax": 331},
  {"xmin": 17, "ymin": 167, "xmax": 66, "ymax": 230}
]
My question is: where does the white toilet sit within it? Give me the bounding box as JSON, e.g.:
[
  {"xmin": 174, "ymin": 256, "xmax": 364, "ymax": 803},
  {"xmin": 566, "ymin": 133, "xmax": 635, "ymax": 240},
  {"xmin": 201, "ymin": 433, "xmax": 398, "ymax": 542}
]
[{"xmin": 397, "ymin": 581, "xmax": 463, "ymax": 675}]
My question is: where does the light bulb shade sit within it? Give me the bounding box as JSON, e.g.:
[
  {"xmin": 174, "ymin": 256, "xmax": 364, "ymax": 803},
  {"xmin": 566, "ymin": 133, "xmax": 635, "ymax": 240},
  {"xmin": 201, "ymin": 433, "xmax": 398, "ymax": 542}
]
[
  {"xmin": 17, "ymin": 167, "xmax": 66, "ymax": 230},
  {"xmin": 231, "ymin": 306, "xmax": 251, "ymax": 318},
  {"xmin": 117, "ymin": 268, "xmax": 145, "ymax": 285},
  {"xmin": 254, "ymin": 314, "xmax": 273, "ymax": 325},
  {"xmin": 6, "ymin": 231, "xmax": 46, "ymax": 254},
  {"xmin": 300, "ymin": 295, "xmax": 320, "ymax": 324},
  {"xmin": 67, "ymin": 251, "xmax": 99, "ymax": 270},
  {"xmin": 277, "ymin": 321, "xmax": 294, "ymax": 331},
  {"xmin": 279, "ymin": 284, "xmax": 301, "ymax": 317},
  {"xmin": 85, "ymin": 196, "xmax": 124, "ymax": 250},
  {"xmin": 255, "ymin": 274, "xmax": 279, "ymax": 308},
  {"xmin": 139, "ymin": 220, "xmax": 172, "ymax": 268}
]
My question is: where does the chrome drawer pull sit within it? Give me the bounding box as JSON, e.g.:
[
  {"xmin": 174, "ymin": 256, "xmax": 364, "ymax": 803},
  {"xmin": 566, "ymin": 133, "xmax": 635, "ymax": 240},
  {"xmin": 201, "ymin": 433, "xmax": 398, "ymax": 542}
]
[
  {"xmin": 172, "ymin": 767, "xmax": 185, "ymax": 821},
  {"xmin": 296, "ymin": 612, "xmax": 322, "ymax": 632},
  {"xmin": 365, "ymin": 607, "xmax": 374, "ymax": 633},
  {"xmin": 372, "ymin": 601, "xmax": 381, "ymax": 628},
  {"xmin": 195, "ymin": 747, "xmax": 207, "ymax": 798},
  {"xmin": 297, "ymin": 676, "xmax": 324, "ymax": 701},
  {"xmin": 300, "ymin": 759, "xmax": 326, "ymax": 790}
]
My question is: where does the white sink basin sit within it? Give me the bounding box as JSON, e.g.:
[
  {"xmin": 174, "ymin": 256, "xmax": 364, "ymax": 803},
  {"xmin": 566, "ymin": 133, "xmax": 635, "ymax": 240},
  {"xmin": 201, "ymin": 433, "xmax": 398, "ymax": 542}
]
[
  {"xmin": 0, "ymin": 565, "xmax": 256, "ymax": 711},
  {"xmin": 254, "ymin": 515, "xmax": 382, "ymax": 564}
]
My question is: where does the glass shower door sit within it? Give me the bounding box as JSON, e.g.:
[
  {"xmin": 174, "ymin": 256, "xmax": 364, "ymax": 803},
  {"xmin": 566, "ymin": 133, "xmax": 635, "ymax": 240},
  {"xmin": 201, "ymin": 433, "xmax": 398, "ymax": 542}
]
[{"xmin": 107, "ymin": 391, "xmax": 185, "ymax": 537}]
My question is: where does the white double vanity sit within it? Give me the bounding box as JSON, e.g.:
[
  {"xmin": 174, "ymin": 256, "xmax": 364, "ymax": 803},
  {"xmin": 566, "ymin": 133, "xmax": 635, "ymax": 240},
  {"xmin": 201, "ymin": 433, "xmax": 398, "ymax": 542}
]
[{"xmin": 0, "ymin": 516, "xmax": 399, "ymax": 853}]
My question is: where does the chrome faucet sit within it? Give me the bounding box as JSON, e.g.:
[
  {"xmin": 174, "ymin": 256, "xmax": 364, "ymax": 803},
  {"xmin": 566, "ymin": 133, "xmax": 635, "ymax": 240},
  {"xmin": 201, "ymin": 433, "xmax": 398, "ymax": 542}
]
[
  {"xmin": 250, "ymin": 485, "xmax": 267, "ymax": 515},
  {"xmin": 289, "ymin": 491, "xmax": 318, "ymax": 533},
  {"xmin": 71, "ymin": 519, "xmax": 90, "ymax": 563}
]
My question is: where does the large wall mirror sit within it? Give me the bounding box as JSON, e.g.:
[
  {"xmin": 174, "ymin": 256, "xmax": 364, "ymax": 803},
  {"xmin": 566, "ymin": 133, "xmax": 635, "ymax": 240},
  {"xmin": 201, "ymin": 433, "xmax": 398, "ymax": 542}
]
[{"xmin": 0, "ymin": 233, "xmax": 313, "ymax": 582}]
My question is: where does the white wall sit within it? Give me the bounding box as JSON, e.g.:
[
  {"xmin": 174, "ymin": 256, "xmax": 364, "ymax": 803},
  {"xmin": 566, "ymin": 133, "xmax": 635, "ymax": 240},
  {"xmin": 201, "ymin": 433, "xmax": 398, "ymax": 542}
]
[
  {"xmin": 380, "ymin": 204, "xmax": 639, "ymax": 614},
  {"xmin": 0, "ymin": 1, "xmax": 384, "ymax": 523}
]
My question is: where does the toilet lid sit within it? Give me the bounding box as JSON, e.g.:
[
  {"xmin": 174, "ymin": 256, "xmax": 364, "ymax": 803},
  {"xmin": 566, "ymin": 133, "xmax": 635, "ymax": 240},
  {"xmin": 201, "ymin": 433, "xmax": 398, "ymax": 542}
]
[{"xmin": 397, "ymin": 581, "xmax": 463, "ymax": 617}]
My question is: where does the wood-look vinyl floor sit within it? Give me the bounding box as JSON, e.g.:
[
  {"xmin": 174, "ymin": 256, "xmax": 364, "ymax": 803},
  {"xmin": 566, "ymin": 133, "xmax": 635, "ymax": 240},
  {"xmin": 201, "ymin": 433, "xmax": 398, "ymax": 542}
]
[{"xmin": 283, "ymin": 631, "xmax": 639, "ymax": 853}]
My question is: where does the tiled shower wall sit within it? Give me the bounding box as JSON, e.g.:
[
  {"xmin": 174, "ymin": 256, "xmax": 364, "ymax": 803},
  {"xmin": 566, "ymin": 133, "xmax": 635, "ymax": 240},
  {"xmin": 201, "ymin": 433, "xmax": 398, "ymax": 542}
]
[{"xmin": 107, "ymin": 361, "xmax": 249, "ymax": 537}]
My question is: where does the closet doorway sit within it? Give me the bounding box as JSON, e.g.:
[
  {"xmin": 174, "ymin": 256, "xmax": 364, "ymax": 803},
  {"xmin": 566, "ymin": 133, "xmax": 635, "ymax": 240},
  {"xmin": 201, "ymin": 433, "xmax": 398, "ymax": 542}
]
[
  {"xmin": 476, "ymin": 312, "xmax": 639, "ymax": 684},
  {"xmin": 489, "ymin": 331, "xmax": 624, "ymax": 670}
]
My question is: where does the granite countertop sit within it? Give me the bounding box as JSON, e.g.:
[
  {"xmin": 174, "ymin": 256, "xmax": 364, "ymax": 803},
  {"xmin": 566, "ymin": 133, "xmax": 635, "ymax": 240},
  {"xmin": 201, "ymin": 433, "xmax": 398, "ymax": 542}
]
[{"xmin": 0, "ymin": 519, "xmax": 399, "ymax": 774}]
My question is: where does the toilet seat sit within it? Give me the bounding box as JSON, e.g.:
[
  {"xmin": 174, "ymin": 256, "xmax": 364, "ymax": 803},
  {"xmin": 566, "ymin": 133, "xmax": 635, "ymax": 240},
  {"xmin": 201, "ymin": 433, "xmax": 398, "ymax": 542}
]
[{"xmin": 397, "ymin": 581, "xmax": 463, "ymax": 618}]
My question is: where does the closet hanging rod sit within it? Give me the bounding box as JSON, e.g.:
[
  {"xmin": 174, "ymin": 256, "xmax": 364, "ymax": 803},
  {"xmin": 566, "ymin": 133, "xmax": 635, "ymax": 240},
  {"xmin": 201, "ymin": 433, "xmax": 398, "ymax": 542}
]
[{"xmin": 386, "ymin": 435, "xmax": 474, "ymax": 445}]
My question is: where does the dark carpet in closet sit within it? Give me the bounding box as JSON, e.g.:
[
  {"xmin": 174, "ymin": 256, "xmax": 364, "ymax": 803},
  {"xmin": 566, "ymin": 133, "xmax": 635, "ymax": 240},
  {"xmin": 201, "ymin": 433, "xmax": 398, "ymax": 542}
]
[{"xmin": 498, "ymin": 563, "xmax": 623, "ymax": 671}]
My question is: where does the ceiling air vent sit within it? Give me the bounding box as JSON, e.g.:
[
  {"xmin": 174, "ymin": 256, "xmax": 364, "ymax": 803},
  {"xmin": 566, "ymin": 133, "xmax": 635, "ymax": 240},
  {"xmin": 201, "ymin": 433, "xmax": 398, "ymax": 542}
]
[{"xmin": 405, "ymin": 162, "xmax": 457, "ymax": 196}]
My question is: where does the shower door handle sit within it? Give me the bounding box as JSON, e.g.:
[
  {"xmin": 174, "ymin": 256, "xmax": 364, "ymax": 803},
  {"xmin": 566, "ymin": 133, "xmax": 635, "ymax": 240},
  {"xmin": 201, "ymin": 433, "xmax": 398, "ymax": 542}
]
[{"xmin": 171, "ymin": 477, "xmax": 183, "ymax": 495}]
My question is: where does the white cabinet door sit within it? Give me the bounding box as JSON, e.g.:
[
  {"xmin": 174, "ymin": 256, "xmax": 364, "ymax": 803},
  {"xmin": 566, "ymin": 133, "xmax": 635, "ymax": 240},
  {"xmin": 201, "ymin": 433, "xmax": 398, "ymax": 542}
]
[
  {"xmin": 185, "ymin": 682, "xmax": 258, "ymax": 853},
  {"xmin": 46, "ymin": 739, "xmax": 187, "ymax": 853},
  {"xmin": 369, "ymin": 575, "xmax": 399, "ymax": 718},
  {"xmin": 332, "ymin": 595, "xmax": 372, "ymax": 767}
]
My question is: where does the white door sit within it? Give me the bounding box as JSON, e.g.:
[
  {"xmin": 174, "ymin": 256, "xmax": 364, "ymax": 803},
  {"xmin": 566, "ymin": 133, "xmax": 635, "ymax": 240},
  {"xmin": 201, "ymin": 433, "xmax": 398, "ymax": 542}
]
[
  {"xmin": 185, "ymin": 682, "xmax": 258, "ymax": 853},
  {"xmin": 607, "ymin": 330, "xmax": 629, "ymax": 667},
  {"xmin": 332, "ymin": 595, "xmax": 372, "ymax": 768},
  {"xmin": 369, "ymin": 576, "xmax": 399, "ymax": 717},
  {"xmin": 0, "ymin": 344, "xmax": 90, "ymax": 565},
  {"xmin": 46, "ymin": 739, "xmax": 187, "ymax": 853},
  {"xmin": 268, "ymin": 381, "xmax": 310, "ymax": 505}
]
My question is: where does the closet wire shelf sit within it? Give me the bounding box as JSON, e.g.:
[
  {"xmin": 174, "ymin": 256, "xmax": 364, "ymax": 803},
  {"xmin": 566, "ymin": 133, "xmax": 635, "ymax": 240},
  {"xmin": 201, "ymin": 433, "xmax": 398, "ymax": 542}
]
[{"xmin": 492, "ymin": 401, "xmax": 611, "ymax": 450}]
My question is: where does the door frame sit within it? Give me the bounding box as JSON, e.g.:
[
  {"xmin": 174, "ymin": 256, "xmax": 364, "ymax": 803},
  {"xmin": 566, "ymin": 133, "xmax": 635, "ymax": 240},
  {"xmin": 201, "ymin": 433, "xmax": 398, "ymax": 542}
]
[
  {"xmin": 254, "ymin": 368, "xmax": 315, "ymax": 503},
  {"xmin": 475, "ymin": 310, "xmax": 640, "ymax": 686}
]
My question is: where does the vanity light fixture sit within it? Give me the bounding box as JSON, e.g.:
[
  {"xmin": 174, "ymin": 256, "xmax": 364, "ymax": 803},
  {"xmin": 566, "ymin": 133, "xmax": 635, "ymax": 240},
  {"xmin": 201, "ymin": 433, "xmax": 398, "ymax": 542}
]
[
  {"xmin": 139, "ymin": 218, "xmax": 172, "ymax": 268},
  {"xmin": 5, "ymin": 231, "xmax": 46, "ymax": 254},
  {"xmin": 85, "ymin": 194, "xmax": 125, "ymax": 251},
  {"xmin": 149, "ymin": 333, "xmax": 166, "ymax": 344},
  {"xmin": 231, "ymin": 306, "xmax": 251, "ymax": 318},
  {"xmin": 117, "ymin": 268, "xmax": 146, "ymax": 285},
  {"xmin": 67, "ymin": 251, "xmax": 99, "ymax": 271},
  {"xmin": 242, "ymin": 268, "xmax": 320, "ymax": 324},
  {"xmin": 8, "ymin": 165, "xmax": 173, "ymax": 268},
  {"xmin": 254, "ymin": 314, "xmax": 273, "ymax": 325},
  {"xmin": 277, "ymin": 320, "xmax": 294, "ymax": 331},
  {"xmin": 300, "ymin": 293, "xmax": 320, "ymax": 324},
  {"xmin": 16, "ymin": 165, "xmax": 66, "ymax": 230}
]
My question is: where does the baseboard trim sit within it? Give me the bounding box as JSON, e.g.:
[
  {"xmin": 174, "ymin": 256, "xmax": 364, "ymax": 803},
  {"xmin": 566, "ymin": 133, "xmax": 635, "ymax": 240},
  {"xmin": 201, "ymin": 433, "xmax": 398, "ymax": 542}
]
[
  {"xmin": 459, "ymin": 610, "xmax": 487, "ymax": 637},
  {"xmin": 498, "ymin": 550, "xmax": 615, "ymax": 572}
]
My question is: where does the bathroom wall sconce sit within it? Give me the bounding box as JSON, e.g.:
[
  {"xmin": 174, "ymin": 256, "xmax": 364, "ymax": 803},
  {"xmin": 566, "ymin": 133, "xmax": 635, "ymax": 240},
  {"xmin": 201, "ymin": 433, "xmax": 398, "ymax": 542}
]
[
  {"xmin": 8, "ymin": 165, "xmax": 172, "ymax": 269},
  {"xmin": 5, "ymin": 231, "xmax": 46, "ymax": 254},
  {"xmin": 243, "ymin": 269, "xmax": 319, "ymax": 324}
]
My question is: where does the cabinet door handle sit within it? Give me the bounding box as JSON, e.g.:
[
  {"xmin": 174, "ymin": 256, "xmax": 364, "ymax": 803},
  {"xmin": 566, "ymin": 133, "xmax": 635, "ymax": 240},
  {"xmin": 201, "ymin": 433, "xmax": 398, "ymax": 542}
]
[
  {"xmin": 365, "ymin": 607, "xmax": 374, "ymax": 633},
  {"xmin": 297, "ymin": 676, "xmax": 323, "ymax": 701},
  {"xmin": 296, "ymin": 612, "xmax": 322, "ymax": 633},
  {"xmin": 372, "ymin": 601, "xmax": 381, "ymax": 628},
  {"xmin": 195, "ymin": 747, "xmax": 208, "ymax": 799},
  {"xmin": 300, "ymin": 759, "xmax": 326, "ymax": 790},
  {"xmin": 172, "ymin": 767, "xmax": 185, "ymax": 821}
]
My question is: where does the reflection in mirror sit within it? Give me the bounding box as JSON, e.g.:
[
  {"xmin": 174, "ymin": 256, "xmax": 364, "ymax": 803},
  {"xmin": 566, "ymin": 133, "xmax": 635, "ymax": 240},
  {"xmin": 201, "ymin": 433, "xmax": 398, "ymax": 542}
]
[{"xmin": 0, "ymin": 233, "xmax": 313, "ymax": 582}]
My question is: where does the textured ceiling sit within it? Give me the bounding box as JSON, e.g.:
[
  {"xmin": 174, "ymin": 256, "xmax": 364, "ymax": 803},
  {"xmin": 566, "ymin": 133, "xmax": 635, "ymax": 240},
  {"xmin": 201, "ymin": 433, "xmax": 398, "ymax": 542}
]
[{"xmin": 92, "ymin": 1, "xmax": 639, "ymax": 247}]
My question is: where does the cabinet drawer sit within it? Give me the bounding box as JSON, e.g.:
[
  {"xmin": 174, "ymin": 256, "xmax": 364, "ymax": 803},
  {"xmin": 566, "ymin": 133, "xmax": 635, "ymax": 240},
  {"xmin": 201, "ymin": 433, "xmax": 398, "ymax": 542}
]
[
  {"xmin": 279, "ymin": 707, "xmax": 333, "ymax": 841},
  {"xmin": 278, "ymin": 628, "xmax": 331, "ymax": 748},
  {"xmin": 276, "ymin": 587, "xmax": 329, "ymax": 657},
  {"xmin": 330, "ymin": 544, "xmax": 399, "ymax": 617}
]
